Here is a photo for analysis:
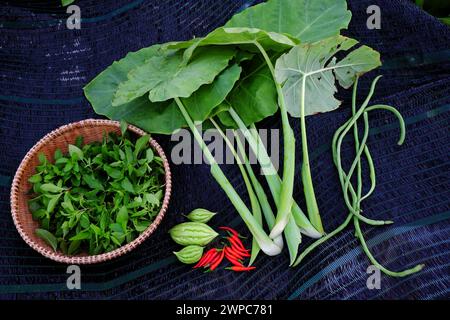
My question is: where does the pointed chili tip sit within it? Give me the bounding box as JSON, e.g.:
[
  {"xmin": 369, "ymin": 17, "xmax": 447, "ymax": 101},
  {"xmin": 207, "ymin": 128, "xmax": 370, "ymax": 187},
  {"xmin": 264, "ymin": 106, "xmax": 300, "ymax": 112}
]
[{"xmin": 227, "ymin": 265, "xmax": 256, "ymax": 272}]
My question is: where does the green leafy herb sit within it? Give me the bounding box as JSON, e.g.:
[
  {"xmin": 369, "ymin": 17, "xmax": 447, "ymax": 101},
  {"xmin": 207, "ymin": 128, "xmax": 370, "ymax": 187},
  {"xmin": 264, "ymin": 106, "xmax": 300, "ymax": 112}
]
[
  {"xmin": 27, "ymin": 129, "xmax": 165, "ymax": 255},
  {"xmin": 35, "ymin": 228, "xmax": 58, "ymax": 251}
]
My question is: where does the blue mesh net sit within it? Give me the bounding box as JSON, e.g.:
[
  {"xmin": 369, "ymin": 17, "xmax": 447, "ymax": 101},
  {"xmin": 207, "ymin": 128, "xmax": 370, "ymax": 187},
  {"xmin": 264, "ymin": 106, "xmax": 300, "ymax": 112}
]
[{"xmin": 0, "ymin": 0, "xmax": 449, "ymax": 299}]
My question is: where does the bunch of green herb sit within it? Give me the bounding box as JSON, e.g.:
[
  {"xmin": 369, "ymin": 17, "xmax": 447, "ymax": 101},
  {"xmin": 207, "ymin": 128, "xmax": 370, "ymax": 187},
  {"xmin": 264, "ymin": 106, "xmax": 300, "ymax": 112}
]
[{"xmin": 27, "ymin": 126, "xmax": 165, "ymax": 255}]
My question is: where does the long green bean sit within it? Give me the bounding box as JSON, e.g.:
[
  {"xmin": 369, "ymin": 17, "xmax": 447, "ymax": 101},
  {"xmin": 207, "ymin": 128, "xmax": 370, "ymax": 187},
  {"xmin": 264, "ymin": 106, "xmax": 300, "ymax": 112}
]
[
  {"xmin": 294, "ymin": 77, "xmax": 424, "ymax": 277},
  {"xmin": 354, "ymin": 217, "xmax": 425, "ymax": 277}
]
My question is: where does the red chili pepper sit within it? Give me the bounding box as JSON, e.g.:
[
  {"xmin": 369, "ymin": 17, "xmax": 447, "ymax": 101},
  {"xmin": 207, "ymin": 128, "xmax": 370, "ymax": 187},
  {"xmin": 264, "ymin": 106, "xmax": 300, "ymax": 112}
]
[
  {"xmin": 197, "ymin": 249, "xmax": 220, "ymax": 269},
  {"xmin": 227, "ymin": 236, "xmax": 247, "ymax": 251},
  {"xmin": 227, "ymin": 240, "xmax": 250, "ymax": 254},
  {"xmin": 226, "ymin": 266, "xmax": 256, "ymax": 272},
  {"xmin": 224, "ymin": 248, "xmax": 244, "ymax": 267},
  {"xmin": 210, "ymin": 248, "xmax": 225, "ymax": 271},
  {"xmin": 229, "ymin": 245, "xmax": 251, "ymax": 257},
  {"xmin": 206, "ymin": 250, "xmax": 221, "ymax": 265},
  {"xmin": 229, "ymin": 245, "xmax": 250, "ymax": 258},
  {"xmin": 231, "ymin": 234, "xmax": 247, "ymax": 249},
  {"xmin": 225, "ymin": 246, "xmax": 245, "ymax": 260},
  {"xmin": 219, "ymin": 226, "xmax": 240, "ymax": 237},
  {"xmin": 193, "ymin": 248, "xmax": 216, "ymax": 268}
]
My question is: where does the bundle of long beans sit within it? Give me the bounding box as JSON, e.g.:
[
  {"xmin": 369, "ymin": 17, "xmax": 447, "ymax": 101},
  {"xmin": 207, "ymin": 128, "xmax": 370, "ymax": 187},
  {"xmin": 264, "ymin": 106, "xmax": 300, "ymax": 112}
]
[{"xmin": 293, "ymin": 76, "xmax": 424, "ymax": 276}]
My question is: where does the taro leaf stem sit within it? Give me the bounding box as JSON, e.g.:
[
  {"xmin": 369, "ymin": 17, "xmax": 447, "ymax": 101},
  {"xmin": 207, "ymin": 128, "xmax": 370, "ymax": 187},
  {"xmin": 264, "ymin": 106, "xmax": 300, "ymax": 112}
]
[
  {"xmin": 228, "ymin": 109, "xmax": 321, "ymax": 239},
  {"xmin": 211, "ymin": 118, "xmax": 263, "ymax": 263},
  {"xmin": 232, "ymin": 130, "xmax": 285, "ymax": 250},
  {"xmin": 298, "ymin": 76, "xmax": 324, "ymax": 233},
  {"xmin": 252, "ymin": 41, "xmax": 297, "ymax": 239},
  {"xmin": 233, "ymin": 128, "xmax": 301, "ymax": 264},
  {"xmin": 174, "ymin": 97, "xmax": 282, "ymax": 256}
]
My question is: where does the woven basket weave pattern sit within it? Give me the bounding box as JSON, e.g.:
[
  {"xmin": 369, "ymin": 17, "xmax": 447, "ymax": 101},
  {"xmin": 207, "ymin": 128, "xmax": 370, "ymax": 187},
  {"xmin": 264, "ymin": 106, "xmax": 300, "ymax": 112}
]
[{"xmin": 10, "ymin": 119, "xmax": 172, "ymax": 264}]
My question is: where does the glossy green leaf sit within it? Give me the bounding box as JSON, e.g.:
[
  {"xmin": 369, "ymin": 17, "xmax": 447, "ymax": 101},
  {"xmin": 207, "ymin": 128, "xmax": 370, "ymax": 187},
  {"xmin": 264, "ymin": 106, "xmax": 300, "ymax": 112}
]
[
  {"xmin": 120, "ymin": 177, "xmax": 135, "ymax": 194},
  {"xmin": 170, "ymin": 27, "xmax": 297, "ymax": 63},
  {"xmin": 110, "ymin": 223, "xmax": 123, "ymax": 233},
  {"xmin": 90, "ymin": 224, "xmax": 102, "ymax": 236},
  {"xmin": 133, "ymin": 220, "xmax": 151, "ymax": 232},
  {"xmin": 68, "ymin": 240, "xmax": 81, "ymax": 255},
  {"xmin": 224, "ymin": 0, "xmax": 352, "ymax": 43},
  {"xmin": 83, "ymin": 174, "xmax": 104, "ymax": 191},
  {"xmin": 40, "ymin": 183, "xmax": 64, "ymax": 193},
  {"xmin": 28, "ymin": 174, "xmax": 42, "ymax": 184},
  {"xmin": 84, "ymin": 47, "xmax": 239, "ymax": 134},
  {"xmin": 183, "ymin": 63, "xmax": 241, "ymax": 122},
  {"xmin": 113, "ymin": 47, "xmax": 235, "ymax": 105},
  {"xmin": 84, "ymin": 45, "xmax": 180, "ymax": 134},
  {"xmin": 36, "ymin": 228, "xmax": 58, "ymax": 251},
  {"xmin": 32, "ymin": 209, "xmax": 47, "ymax": 220},
  {"xmin": 70, "ymin": 231, "xmax": 91, "ymax": 241},
  {"xmin": 116, "ymin": 206, "xmax": 129, "ymax": 225},
  {"xmin": 38, "ymin": 153, "xmax": 47, "ymax": 164},
  {"xmin": 80, "ymin": 213, "xmax": 90, "ymax": 229},
  {"xmin": 134, "ymin": 135, "xmax": 150, "ymax": 157},
  {"xmin": 47, "ymin": 194, "xmax": 62, "ymax": 213},
  {"xmin": 275, "ymin": 35, "xmax": 381, "ymax": 117},
  {"xmin": 219, "ymin": 57, "xmax": 277, "ymax": 127},
  {"xmin": 144, "ymin": 193, "xmax": 160, "ymax": 206},
  {"xmin": 61, "ymin": 0, "xmax": 75, "ymax": 6},
  {"xmin": 69, "ymin": 144, "xmax": 84, "ymax": 160},
  {"xmin": 146, "ymin": 149, "xmax": 154, "ymax": 162}
]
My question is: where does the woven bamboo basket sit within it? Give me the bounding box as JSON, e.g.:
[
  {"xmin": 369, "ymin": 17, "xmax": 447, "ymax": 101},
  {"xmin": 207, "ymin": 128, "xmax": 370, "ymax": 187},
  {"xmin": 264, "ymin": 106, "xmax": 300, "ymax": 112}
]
[{"xmin": 10, "ymin": 119, "xmax": 172, "ymax": 264}]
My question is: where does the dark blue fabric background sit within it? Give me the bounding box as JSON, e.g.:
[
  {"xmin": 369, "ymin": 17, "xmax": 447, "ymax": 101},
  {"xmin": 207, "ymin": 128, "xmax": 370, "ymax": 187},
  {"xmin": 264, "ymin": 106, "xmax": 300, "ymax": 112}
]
[{"xmin": 0, "ymin": 0, "xmax": 449, "ymax": 299}]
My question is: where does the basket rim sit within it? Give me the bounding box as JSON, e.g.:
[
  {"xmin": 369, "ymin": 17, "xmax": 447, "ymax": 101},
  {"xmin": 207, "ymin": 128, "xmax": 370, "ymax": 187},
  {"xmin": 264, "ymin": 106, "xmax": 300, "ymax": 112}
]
[{"xmin": 10, "ymin": 119, "xmax": 172, "ymax": 264}]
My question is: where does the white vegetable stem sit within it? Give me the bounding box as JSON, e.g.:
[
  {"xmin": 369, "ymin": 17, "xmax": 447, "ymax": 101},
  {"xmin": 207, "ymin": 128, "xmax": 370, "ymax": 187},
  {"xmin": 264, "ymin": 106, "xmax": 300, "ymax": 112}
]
[
  {"xmin": 299, "ymin": 76, "xmax": 324, "ymax": 233},
  {"xmin": 211, "ymin": 118, "xmax": 264, "ymax": 263},
  {"xmin": 252, "ymin": 41, "xmax": 296, "ymax": 239},
  {"xmin": 175, "ymin": 98, "xmax": 282, "ymax": 256},
  {"xmin": 228, "ymin": 108, "xmax": 321, "ymax": 239}
]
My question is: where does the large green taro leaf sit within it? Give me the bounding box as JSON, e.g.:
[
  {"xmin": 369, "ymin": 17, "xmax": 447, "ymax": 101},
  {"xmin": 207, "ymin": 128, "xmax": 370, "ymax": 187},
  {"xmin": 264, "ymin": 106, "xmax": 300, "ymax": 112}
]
[
  {"xmin": 169, "ymin": 27, "xmax": 297, "ymax": 64},
  {"xmin": 112, "ymin": 47, "xmax": 236, "ymax": 106},
  {"xmin": 275, "ymin": 35, "xmax": 381, "ymax": 118},
  {"xmin": 84, "ymin": 46, "xmax": 241, "ymax": 135},
  {"xmin": 183, "ymin": 64, "xmax": 242, "ymax": 121},
  {"xmin": 225, "ymin": 0, "xmax": 352, "ymax": 43},
  {"xmin": 83, "ymin": 44, "xmax": 179, "ymax": 133},
  {"xmin": 218, "ymin": 56, "xmax": 278, "ymax": 127}
]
